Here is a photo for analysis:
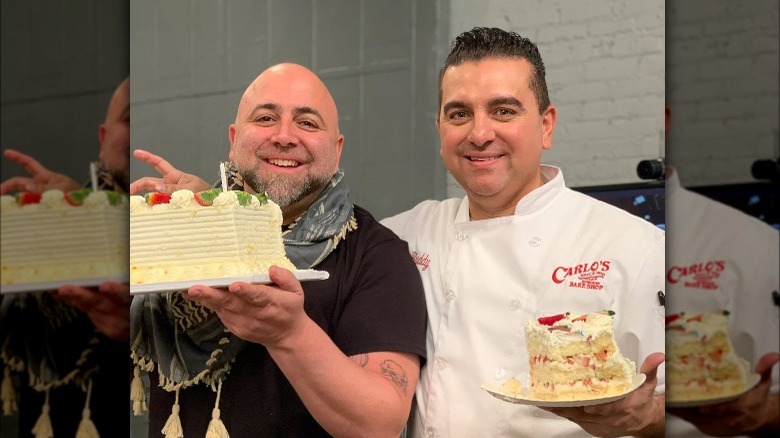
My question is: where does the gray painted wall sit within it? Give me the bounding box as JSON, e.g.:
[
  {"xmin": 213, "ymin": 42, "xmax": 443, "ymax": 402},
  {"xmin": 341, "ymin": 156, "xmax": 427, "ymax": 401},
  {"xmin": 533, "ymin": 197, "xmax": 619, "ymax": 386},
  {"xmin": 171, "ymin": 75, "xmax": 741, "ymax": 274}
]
[
  {"xmin": 130, "ymin": 0, "xmax": 666, "ymax": 216},
  {"xmin": 130, "ymin": 0, "xmax": 447, "ymax": 220},
  {"xmin": 0, "ymin": 0, "xmax": 129, "ymax": 183},
  {"xmin": 0, "ymin": 3, "xmax": 129, "ymax": 438}
]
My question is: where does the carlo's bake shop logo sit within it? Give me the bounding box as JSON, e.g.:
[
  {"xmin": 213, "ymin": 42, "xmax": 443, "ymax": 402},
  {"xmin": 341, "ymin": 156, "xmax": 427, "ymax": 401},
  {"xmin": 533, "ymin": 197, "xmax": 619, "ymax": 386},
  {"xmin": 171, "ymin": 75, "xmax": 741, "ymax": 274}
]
[
  {"xmin": 667, "ymin": 260, "xmax": 725, "ymax": 290},
  {"xmin": 552, "ymin": 260, "xmax": 611, "ymax": 291},
  {"xmin": 411, "ymin": 251, "xmax": 430, "ymax": 271}
]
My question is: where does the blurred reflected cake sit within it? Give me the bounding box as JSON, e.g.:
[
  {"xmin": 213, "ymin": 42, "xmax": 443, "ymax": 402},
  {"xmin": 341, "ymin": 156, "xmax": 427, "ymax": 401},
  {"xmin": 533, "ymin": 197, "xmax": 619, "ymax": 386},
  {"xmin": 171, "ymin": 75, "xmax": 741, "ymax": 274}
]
[
  {"xmin": 665, "ymin": 310, "xmax": 750, "ymax": 401},
  {"xmin": 1, "ymin": 189, "xmax": 129, "ymax": 286},
  {"xmin": 525, "ymin": 310, "xmax": 636, "ymax": 400},
  {"xmin": 130, "ymin": 189, "xmax": 295, "ymax": 284}
]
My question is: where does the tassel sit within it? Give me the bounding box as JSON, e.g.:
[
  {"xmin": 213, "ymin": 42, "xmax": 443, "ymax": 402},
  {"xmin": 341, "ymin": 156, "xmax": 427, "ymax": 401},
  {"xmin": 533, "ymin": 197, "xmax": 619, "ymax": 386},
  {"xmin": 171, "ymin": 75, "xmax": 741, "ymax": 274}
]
[
  {"xmin": 161, "ymin": 388, "xmax": 183, "ymax": 438},
  {"xmin": 31, "ymin": 388, "xmax": 53, "ymax": 438},
  {"xmin": 131, "ymin": 364, "xmax": 147, "ymax": 415},
  {"xmin": 76, "ymin": 379, "xmax": 100, "ymax": 438},
  {"xmin": 2, "ymin": 366, "xmax": 17, "ymax": 415},
  {"xmin": 205, "ymin": 380, "xmax": 229, "ymax": 438}
]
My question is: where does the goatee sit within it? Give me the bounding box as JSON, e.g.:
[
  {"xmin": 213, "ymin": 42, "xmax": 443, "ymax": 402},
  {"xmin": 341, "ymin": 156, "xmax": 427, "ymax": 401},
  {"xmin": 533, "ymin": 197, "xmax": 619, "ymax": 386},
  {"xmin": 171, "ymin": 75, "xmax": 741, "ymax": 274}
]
[{"xmin": 239, "ymin": 168, "xmax": 330, "ymax": 207}]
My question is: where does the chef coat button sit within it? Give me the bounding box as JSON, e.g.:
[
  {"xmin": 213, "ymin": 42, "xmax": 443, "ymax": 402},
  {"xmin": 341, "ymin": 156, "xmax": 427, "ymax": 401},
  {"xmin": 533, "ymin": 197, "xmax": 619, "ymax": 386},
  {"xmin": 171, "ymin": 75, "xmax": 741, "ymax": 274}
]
[
  {"xmin": 510, "ymin": 299, "xmax": 522, "ymax": 311},
  {"xmin": 455, "ymin": 231, "xmax": 467, "ymax": 241},
  {"xmin": 445, "ymin": 290, "xmax": 456, "ymax": 302},
  {"xmin": 529, "ymin": 236, "xmax": 542, "ymax": 247},
  {"xmin": 435, "ymin": 358, "xmax": 446, "ymax": 370},
  {"xmin": 425, "ymin": 427, "xmax": 437, "ymax": 438},
  {"xmin": 493, "ymin": 367, "xmax": 506, "ymax": 380}
]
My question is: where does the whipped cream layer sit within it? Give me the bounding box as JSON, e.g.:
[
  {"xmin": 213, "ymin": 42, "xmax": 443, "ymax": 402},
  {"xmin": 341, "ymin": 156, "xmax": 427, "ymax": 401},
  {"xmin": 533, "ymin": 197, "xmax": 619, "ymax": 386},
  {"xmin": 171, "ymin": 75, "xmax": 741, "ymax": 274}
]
[
  {"xmin": 1, "ymin": 190, "xmax": 129, "ymax": 284},
  {"xmin": 666, "ymin": 311, "xmax": 750, "ymax": 401},
  {"xmin": 129, "ymin": 190, "xmax": 295, "ymax": 284},
  {"xmin": 525, "ymin": 311, "xmax": 636, "ymax": 400}
]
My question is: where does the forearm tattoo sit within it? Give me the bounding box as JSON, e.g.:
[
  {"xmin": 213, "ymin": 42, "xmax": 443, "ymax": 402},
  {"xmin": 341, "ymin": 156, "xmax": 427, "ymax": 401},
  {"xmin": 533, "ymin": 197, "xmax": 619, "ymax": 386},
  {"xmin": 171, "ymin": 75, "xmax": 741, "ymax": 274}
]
[{"xmin": 380, "ymin": 359, "xmax": 409, "ymax": 396}]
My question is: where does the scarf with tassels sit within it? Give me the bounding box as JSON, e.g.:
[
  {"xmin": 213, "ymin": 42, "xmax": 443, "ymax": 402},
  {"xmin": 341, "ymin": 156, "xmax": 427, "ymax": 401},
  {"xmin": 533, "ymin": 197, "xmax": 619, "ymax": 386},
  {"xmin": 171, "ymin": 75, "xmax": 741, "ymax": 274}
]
[
  {"xmin": 130, "ymin": 166, "xmax": 357, "ymax": 437},
  {"xmin": 0, "ymin": 161, "xmax": 123, "ymax": 438}
]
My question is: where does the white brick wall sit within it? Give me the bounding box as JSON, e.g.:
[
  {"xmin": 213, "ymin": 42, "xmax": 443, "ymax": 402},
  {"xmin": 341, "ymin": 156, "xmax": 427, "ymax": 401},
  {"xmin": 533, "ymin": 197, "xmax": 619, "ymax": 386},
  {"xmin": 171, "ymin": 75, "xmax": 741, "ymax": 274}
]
[
  {"xmin": 447, "ymin": 0, "xmax": 665, "ymax": 196},
  {"xmin": 667, "ymin": 0, "xmax": 779, "ymax": 186}
]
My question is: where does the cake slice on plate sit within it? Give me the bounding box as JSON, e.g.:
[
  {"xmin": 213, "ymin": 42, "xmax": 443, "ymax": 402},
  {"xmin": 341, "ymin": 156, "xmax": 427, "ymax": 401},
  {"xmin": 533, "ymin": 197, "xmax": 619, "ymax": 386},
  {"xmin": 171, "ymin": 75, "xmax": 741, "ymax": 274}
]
[
  {"xmin": 130, "ymin": 189, "xmax": 296, "ymax": 285},
  {"xmin": 666, "ymin": 310, "xmax": 750, "ymax": 401},
  {"xmin": 524, "ymin": 310, "xmax": 636, "ymax": 400},
  {"xmin": 1, "ymin": 189, "xmax": 128, "ymax": 287}
]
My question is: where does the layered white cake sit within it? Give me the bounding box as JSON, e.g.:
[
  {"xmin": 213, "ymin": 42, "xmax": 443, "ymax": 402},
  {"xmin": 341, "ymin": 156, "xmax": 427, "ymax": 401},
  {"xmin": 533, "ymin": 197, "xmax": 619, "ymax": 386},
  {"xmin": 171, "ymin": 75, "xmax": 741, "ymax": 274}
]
[
  {"xmin": 666, "ymin": 311, "xmax": 750, "ymax": 401},
  {"xmin": 524, "ymin": 310, "xmax": 636, "ymax": 400},
  {"xmin": 130, "ymin": 189, "xmax": 295, "ymax": 284},
  {"xmin": 1, "ymin": 189, "xmax": 129, "ymax": 285}
]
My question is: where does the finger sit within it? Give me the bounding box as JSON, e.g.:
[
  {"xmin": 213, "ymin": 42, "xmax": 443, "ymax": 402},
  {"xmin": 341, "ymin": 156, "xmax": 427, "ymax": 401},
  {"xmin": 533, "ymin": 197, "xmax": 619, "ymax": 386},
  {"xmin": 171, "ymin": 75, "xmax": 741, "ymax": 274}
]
[
  {"xmin": 0, "ymin": 177, "xmax": 36, "ymax": 194},
  {"xmin": 98, "ymin": 281, "xmax": 131, "ymax": 301},
  {"xmin": 639, "ymin": 352, "xmax": 666, "ymax": 382},
  {"xmin": 268, "ymin": 265, "xmax": 304, "ymax": 294},
  {"xmin": 3, "ymin": 149, "xmax": 51, "ymax": 177},
  {"xmin": 56, "ymin": 285, "xmax": 101, "ymax": 310},
  {"xmin": 129, "ymin": 177, "xmax": 169, "ymax": 195},
  {"xmin": 133, "ymin": 149, "xmax": 182, "ymax": 179},
  {"xmin": 186, "ymin": 286, "xmax": 234, "ymax": 312},
  {"xmin": 228, "ymin": 282, "xmax": 271, "ymax": 307},
  {"xmin": 755, "ymin": 352, "xmax": 780, "ymax": 381}
]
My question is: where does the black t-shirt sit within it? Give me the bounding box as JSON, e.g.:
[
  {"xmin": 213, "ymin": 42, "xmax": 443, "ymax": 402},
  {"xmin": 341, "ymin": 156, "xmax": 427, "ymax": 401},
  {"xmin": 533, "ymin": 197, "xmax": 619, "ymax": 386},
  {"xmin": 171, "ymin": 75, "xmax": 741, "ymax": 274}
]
[{"xmin": 148, "ymin": 205, "xmax": 427, "ymax": 437}]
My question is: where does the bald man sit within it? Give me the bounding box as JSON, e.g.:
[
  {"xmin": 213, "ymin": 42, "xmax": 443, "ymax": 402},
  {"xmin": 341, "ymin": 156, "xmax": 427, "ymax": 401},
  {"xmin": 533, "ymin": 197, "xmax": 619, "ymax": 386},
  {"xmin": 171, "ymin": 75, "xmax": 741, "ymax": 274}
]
[
  {"xmin": 1, "ymin": 77, "xmax": 130, "ymax": 195},
  {"xmin": 1, "ymin": 77, "xmax": 130, "ymax": 437},
  {"xmin": 130, "ymin": 64, "xmax": 427, "ymax": 437}
]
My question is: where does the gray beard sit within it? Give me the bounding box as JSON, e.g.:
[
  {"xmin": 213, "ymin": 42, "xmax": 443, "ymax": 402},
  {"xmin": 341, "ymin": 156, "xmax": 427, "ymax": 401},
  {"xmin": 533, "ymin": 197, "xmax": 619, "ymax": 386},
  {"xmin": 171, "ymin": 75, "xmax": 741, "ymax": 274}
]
[{"xmin": 238, "ymin": 168, "xmax": 330, "ymax": 208}]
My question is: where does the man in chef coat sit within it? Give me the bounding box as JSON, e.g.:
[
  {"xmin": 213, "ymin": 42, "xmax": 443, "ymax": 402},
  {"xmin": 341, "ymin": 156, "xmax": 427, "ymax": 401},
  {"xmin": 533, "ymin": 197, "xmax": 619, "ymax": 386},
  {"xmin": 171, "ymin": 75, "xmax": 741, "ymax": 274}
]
[
  {"xmin": 664, "ymin": 105, "xmax": 779, "ymax": 436},
  {"xmin": 382, "ymin": 27, "xmax": 666, "ymax": 437}
]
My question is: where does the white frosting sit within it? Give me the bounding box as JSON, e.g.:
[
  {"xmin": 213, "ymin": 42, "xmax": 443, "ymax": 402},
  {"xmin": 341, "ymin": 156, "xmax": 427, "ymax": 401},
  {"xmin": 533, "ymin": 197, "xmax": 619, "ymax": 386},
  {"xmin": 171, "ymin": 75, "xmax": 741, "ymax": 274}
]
[
  {"xmin": 40, "ymin": 190, "xmax": 66, "ymax": 207},
  {"xmin": 0, "ymin": 195, "xmax": 18, "ymax": 211},
  {"xmin": 130, "ymin": 190, "xmax": 294, "ymax": 284},
  {"xmin": 212, "ymin": 190, "xmax": 239, "ymax": 207},
  {"xmin": 170, "ymin": 189, "xmax": 198, "ymax": 208},
  {"xmin": 129, "ymin": 195, "xmax": 148, "ymax": 212},
  {"xmin": 1, "ymin": 190, "xmax": 129, "ymax": 285},
  {"xmin": 524, "ymin": 311, "xmax": 636, "ymax": 400},
  {"xmin": 84, "ymin": 191, "xmax": 109, "ymax": 207},
  {"xmin": 666, "ymin": 311, "xmax": 750, "ymax": 401}
]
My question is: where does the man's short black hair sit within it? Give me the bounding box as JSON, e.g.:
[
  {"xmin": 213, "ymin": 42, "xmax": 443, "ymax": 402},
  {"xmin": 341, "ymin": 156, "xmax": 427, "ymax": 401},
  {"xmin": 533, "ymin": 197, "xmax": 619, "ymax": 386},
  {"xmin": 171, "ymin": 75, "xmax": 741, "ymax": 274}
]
[{"xmin": 439, "ymin": 27, "xmax": 550, "ymax": 114}]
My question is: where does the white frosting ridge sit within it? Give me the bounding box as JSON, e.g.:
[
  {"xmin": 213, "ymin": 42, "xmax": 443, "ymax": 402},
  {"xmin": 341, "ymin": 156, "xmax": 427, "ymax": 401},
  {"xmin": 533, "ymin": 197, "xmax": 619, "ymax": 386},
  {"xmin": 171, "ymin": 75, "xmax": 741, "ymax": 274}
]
[
  {"xmin": 130, "ymin": 190, "xmax": 294, "ymax": 284},
  {"xmin": 1, "ymin": 191, "xmax": 129, "ymax": 284}
]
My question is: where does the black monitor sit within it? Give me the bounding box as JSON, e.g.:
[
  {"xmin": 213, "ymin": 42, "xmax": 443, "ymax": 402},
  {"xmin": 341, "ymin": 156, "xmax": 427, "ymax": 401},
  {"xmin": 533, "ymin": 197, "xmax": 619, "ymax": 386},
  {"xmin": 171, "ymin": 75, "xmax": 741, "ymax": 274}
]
[
  {"xmin": 689, "ymin": 182, "xmax": 779, "ymax": 231},
  {"xmin": 572, "ymin": 182, "xmax": 666, "ymax": 230}
]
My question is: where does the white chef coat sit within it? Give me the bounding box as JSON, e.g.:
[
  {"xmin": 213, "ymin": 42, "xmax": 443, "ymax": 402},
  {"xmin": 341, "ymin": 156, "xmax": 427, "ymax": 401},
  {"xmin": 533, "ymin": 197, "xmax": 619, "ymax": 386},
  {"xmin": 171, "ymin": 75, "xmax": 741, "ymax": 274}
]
[
  {"xmin": 665, "ymin": 169, "xmax": 780, "ymax": 438},
  {"xmin": 382, "ymin": 165, "xmax": 665, "ymax": 438}
]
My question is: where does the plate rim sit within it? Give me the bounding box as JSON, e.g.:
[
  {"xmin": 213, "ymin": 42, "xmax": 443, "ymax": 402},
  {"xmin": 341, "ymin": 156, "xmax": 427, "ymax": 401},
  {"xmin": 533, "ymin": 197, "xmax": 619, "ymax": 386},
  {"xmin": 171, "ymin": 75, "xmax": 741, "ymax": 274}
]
[
  {"xmin": 481, "ymin": 373, "xmax": 647, "ymax": 407},
  {"xmin": 130, "ymin": 269, "xmax": 329, "ymax": 295},
  {"xmin": 1, "ymin": 275, "xmax": 129, "ymax": 295},
  {"xmin": 665, "ymin": 372, "xmax": 761, "ymax": 408}
]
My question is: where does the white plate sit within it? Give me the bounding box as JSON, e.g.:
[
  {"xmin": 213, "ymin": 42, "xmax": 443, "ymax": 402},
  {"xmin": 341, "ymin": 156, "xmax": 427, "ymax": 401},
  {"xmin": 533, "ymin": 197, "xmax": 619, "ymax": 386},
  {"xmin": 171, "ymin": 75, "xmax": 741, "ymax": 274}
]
[
  {"xmin": 481, "ymin": 374, "xmax": 647, "ymax": 407},
  {"xmin": 129, "ymin": 270, "xmax": 330, "ymax": 295},
  {"xmin": 666, "ymin": 373, "xmax": 761, "ymax": 408},
  {"xmin": 0, "ymin": 276, "xmax": 130, "ymax": 295}
]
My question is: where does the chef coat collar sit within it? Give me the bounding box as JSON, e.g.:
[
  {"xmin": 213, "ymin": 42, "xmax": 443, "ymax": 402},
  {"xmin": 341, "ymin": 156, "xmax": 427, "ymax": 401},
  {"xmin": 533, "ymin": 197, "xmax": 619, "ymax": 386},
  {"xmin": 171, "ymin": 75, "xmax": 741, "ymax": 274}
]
[{"xmin": 455, "ymin": 165, "xmax": 565, "ymax": 223}]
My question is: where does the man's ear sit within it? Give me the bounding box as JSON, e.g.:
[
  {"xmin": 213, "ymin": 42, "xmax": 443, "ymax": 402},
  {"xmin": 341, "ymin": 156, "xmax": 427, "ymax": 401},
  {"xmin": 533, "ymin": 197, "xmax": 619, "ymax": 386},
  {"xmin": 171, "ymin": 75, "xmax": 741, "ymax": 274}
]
[
  {"xmin": 334, "ymin": 133, "xmax": 344, "ymax": 164},
  {"xmin": 228, "ymin": 124, "xmax": 236, "ymax": 162},
  {"xmin": 98, "ymin": 123, "xmax": 107, "ymax": 161},
  {"xmin": 541, "ymin": 104, "xmax": 557, "ymax": 150}
]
